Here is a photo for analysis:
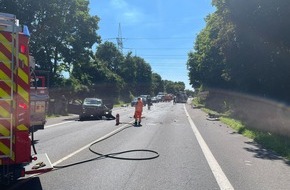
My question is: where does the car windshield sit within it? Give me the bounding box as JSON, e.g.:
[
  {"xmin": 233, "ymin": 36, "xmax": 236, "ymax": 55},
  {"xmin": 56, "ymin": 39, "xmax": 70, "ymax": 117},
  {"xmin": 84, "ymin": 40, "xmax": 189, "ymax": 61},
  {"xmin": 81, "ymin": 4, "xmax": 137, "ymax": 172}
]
[{"xmin": 84, "ymin": 99, "xmax": 102, "ymax": 105}]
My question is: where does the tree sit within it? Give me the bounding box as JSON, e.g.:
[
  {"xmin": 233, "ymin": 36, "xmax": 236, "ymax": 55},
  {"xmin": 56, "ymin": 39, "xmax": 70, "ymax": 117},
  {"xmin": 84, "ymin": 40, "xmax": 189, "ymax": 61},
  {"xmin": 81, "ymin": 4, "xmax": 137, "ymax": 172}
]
[
  {"xmin": 134, "ymin": 56, "xmax": 153, "ymax": 95},
  {"xmin": 0, "ymin": 0, "xmax": 101, "ymax": 87},
  {"xmin": 163, "ymin": 80, "xmax": 185, "ymax": 94},
  {"xmin": 95, "ymin": 41, "xmax": 123, "ymax": 73},
  {"xmin": 71, "ymin": 59, "xmax": 124, "ymax": 103},
  {"xmin": 187, "ymin": 13, "xmax": 227, "ymax": 89},
  {"xmin": 188, "ymin": 0, "xmax": 290, "ymax": 102},
  {"xmin": 152, "ymin": 73, "xmax": 164, "ymax": 95}
]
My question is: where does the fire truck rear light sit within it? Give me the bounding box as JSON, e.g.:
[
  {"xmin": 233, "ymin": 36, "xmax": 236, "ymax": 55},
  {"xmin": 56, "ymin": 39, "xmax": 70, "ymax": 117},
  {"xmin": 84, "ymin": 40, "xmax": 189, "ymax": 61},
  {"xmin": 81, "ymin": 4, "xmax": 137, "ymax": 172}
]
[
  {"xmin": 32, "ymin": 156, "xmax": 38, "ymax": 161},
  {"xmin": 19, "ymin": 103, "xmax": 28, "ymax": 109},
  {"xmin": 20, "ymin": 44, "xmax": 26, "ymax": 53}
]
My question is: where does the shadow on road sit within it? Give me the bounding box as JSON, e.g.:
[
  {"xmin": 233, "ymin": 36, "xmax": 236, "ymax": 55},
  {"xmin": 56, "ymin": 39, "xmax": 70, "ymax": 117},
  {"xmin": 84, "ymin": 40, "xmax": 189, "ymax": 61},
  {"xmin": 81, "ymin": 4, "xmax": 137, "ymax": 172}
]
[
  {"xmin": 1, "ymin": 177, "xmax": 43, "ymax": 190},
  {"xmin": 244, "ymin": 141, "xmax": 290, "ymax": 166}
]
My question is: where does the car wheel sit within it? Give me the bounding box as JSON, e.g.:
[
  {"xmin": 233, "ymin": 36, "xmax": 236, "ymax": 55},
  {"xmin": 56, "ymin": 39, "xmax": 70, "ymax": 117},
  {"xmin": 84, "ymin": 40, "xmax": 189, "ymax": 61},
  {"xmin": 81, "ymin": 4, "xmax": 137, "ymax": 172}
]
[
  {"xmin": 105, "ymin": 114, "xmax": 115, "ymax": 120},
  {"xmin": 94, "ymin": 115, "xmax": 102, "ymax": 120}
]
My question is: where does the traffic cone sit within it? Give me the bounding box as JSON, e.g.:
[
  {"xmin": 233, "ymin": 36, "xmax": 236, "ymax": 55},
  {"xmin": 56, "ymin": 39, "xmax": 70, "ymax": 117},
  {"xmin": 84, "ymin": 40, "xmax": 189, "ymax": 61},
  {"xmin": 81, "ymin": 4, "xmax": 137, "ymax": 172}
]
[{"xmin": 115, "ymin": 113, "xmax": 120, "ymax": 125}]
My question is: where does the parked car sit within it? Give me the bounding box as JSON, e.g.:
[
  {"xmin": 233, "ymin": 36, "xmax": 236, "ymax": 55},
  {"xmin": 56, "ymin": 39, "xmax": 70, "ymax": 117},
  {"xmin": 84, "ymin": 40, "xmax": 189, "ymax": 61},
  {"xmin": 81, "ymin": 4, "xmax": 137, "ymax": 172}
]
[
  {"xmin": 140, "ymin": 95, "xmax": 151, "ymax": 106},
  {"xmin": 151, "ymin": 96, "xmax": 159, "ymax": 103},
  {"xmin": 131, "ymin": 96, "xmax": 148, "ymax": 106},
  {"xmin": 79, "ymin": 98, "xmax": 115, "ymax": 121},
  {"xmin": 131, "ymin": 97, "xmax": 138, "ymax": 107}
]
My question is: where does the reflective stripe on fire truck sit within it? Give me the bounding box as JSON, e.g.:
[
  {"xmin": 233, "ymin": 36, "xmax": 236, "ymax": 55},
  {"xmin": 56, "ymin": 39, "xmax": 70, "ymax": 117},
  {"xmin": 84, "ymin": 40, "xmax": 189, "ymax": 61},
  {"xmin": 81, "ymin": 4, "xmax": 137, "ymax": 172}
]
[
  {"xmin": 17, "ymin": 84, "xmax": 29, "ymax": 103},
  {"xmin": 0, "ymin": 31, "xmax": 30, "ymax": 163},
  {"xmin": 0, "ymin": 142, "xmax": 15, "ymax": 160},
  {"xmin": 17, "ymin": 124, "xmax": 28, "ymax": 131},
  {"xmin": 0, "ymin": 142, "xmax": 10, "ymax": 156},
  {"xmin": 0, "ymin": 101, "xmax": 10, "ymax": 117},
  {"xmin": 0, "ymin": 122, "xmax": 10, "ymax": 136}
]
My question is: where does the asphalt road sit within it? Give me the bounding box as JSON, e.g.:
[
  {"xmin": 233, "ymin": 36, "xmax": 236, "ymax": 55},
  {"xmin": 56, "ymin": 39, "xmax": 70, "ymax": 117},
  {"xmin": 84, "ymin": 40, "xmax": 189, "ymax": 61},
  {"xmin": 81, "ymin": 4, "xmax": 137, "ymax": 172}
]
[{"xmin": 3, "ymin": 101, "xmax": 290, "ymax": 190}]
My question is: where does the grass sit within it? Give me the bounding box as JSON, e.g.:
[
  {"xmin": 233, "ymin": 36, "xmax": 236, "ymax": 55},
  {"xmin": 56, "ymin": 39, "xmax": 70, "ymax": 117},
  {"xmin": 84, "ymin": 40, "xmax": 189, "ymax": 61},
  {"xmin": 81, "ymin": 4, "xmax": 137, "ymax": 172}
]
[
  {"xmin": 192, "ymin": 96, "xmax": 290, "ymax": 160},
  {"xmin": 220, "ymin": 117, "xmax": 290, "ymax": 160}
]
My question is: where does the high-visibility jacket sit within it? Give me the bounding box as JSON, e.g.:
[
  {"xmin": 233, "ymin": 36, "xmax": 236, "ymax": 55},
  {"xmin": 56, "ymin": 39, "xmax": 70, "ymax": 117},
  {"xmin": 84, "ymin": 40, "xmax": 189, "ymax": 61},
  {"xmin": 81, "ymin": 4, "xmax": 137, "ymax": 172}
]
[{"xmin": 135, "ymin": 99, "xmax": 143, "ymax": 112}]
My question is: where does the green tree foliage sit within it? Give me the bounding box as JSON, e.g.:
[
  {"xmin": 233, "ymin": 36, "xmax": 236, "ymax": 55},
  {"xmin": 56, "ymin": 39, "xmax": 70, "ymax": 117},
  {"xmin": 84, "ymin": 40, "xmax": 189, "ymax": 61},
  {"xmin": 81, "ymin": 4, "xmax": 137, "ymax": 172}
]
[
  {"xmin": 188, "ymin": 0, "xmax": 290, "ymax": 102},
  {"xmin": 95, "ymin": 41, "xmax": 123, "ymax": 73},
  {"xmin": 0, "ymin": 0, "xmax": 101, "ymax": 87},
  {"xmin": 163, "ymin": 80, "xmax": 185, "ymax": 94},
  {"xmin": 134, "ymin": 56, "xmax": 153, "ymax": 95},
  {"xmin": 119, "ymin": 52, "xmax": 138, "ymax": 101},
  {"xmin": 71, "ymin": 59, "xmax": 124, "ymax": 103},
  {"xmin": 0, "ymin": 1, "xmax": 188, "ymax": 103},
  {"xmin": 152, "ymin": 73, "xmax": 164, "ymax": 96},
  {"xmin": 187, "ymin": 13, "xmax": 227, "ymax": 89}
]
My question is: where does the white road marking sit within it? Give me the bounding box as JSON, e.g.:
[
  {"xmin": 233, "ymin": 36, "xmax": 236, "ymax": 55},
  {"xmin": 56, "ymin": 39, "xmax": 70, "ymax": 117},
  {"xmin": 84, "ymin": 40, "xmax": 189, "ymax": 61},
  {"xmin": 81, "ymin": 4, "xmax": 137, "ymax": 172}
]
[
  {"xmin": 184, "ymin": 105, "xmax": 234, "ymax": 190},
  {"xmin": 52, "ymin": 123, "xmax": 130, "ymax": 166},
  {"xmin": 45, "ymin": 121, "xmax": 75, "ymax": 129}
]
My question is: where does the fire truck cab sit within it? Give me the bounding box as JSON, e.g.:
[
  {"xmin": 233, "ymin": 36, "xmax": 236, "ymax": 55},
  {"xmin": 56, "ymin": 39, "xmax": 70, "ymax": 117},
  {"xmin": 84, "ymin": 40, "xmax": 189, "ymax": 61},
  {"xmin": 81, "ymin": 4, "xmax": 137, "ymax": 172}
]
[{"xmin": 0, "ymin": 12, "xmax": 52, "ymax": 185}]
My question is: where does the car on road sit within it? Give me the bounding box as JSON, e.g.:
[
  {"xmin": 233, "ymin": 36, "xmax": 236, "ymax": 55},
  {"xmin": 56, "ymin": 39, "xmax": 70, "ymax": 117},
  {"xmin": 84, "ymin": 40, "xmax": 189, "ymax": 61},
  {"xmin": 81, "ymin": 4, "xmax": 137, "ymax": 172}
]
[
  {"xmin": 140, "ymin": 95, "xmax": 151, "ymax": 106},
  {"xmin": 131, "ymin": 96, "xmax": 148, "ymax": 107},
  {"xmin": 131, "ymin": 97, "xmax": 138, "ymax": 107},
  {"xmin": 79, "ymin": 98, "xmax": 115, "ymax": 121},
  {"xmin": 151, "ymin": 96, "xmax": 159, "ymax": 103}
]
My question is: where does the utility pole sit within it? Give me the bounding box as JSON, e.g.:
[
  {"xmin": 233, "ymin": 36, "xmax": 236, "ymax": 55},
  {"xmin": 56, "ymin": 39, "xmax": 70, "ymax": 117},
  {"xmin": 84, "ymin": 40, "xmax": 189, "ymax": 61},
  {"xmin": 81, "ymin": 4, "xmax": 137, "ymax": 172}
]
[{"xmin": 117, "ymin": 23, "xmax": 123, "ymax": 53}]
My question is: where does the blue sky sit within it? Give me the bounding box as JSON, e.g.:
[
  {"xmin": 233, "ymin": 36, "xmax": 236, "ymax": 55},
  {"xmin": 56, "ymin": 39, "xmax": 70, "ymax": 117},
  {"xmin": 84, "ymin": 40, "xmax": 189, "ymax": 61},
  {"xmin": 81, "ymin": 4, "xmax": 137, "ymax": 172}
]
[{"xmin": 88, "ymin": 0, "xmax": 215, "ymax": 90}]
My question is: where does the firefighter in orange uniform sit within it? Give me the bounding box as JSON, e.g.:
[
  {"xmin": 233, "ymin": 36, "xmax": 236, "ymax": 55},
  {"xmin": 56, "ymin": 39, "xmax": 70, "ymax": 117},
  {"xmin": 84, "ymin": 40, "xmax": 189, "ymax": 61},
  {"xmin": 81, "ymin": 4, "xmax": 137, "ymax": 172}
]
[{"xmin": 134, "ymin": 97, "xmax": 144, "ymax": 126}]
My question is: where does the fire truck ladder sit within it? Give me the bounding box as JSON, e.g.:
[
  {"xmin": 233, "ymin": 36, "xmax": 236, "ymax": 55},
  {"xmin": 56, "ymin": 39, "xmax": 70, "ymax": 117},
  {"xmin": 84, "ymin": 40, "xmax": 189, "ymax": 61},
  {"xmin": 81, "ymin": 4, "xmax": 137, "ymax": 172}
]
[{"xmin": 0, "ymin": 13, "xmax": 20, "ymax": 159}]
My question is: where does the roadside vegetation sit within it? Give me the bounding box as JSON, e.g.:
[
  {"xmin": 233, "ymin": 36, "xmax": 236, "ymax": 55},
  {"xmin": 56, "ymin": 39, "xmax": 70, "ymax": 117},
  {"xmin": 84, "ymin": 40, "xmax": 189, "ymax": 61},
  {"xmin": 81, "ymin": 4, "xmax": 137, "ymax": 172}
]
[
  {"xmin": 0, "ymin": 1, "xmax": 192, "ymax": 110},
  {"xmin": 192, "ymin": 98, "xmax": 290, "ymax": 161},
  {"xmin": 220, "ymin": 117, "xmax": 290, "ymax": 161}
]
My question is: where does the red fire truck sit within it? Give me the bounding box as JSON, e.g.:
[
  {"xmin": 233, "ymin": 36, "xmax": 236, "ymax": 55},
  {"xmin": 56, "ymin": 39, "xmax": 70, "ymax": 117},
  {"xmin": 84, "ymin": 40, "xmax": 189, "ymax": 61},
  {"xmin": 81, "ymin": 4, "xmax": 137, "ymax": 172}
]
[
  {"xmin": 30, "ymin": 56, "xmax": 50, "ymax": 132},
  {"xmin": 0, "ymin": 12, "xmax": 52, "ymax": 185}
]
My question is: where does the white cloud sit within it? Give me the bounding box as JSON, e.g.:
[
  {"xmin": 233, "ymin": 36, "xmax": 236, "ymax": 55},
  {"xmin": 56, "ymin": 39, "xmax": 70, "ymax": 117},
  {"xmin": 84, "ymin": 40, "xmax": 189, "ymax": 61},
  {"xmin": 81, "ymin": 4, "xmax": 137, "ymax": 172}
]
[
  {"xmin": 110, "ymin": 0, "xmax": 145, "ymax": 24},
  {"xmin": 110, "ymin": 0, "xmax": 128, "ymax": 9}
]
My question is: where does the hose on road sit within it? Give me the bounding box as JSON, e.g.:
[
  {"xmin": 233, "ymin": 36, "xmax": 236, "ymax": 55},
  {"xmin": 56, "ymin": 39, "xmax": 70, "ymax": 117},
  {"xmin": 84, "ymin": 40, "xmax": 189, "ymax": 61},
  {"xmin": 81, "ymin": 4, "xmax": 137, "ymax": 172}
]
[{"xmin": 53, "ymin": 125, "xmax": 159, "ymax": 169}]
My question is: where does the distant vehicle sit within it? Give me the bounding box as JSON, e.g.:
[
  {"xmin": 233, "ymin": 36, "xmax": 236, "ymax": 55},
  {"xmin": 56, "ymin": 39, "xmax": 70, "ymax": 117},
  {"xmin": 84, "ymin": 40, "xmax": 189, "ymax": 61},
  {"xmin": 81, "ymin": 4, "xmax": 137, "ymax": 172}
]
[
  {"xmin": 140, "ymin": 95, "xmax": 151, "ymax": 106},
  {"xmin": 151, "ymin": 96, "xmax": 159, "ymax": 103},
  {"xmin": 131, "ymin": 97, "xmax": 138, "ymax": 107},
  {"xmin": 176, "ymin": 92, "xmax": 188, "ymax": 103},
  {"xmin": 156, "ymin": 95, "xmax": 165, "ymax": 102},
  {"xmin": 79, "ymin": 98, "xmax": 115, "ymax": 120},
  {"xmin": 164, "ymin": 94, "xmax": 173, "ymax": 102},
  {"xmin": 131, "ymin": 96, "xmax": 148, "ymax": 107}
]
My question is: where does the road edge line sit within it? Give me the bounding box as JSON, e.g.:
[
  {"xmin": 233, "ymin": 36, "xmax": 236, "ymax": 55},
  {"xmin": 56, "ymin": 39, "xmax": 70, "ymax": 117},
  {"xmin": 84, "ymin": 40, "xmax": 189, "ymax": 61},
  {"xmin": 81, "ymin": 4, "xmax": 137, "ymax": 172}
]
[{"xmin": 184, "ymin": 104, "xmax": 234, "ymax": 190}]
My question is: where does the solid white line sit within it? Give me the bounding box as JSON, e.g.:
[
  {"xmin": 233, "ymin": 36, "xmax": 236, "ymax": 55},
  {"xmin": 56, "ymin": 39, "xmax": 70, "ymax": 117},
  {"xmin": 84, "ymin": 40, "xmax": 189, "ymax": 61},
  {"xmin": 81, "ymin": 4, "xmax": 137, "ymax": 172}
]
[
  {"xmin": 45, "ymin": 121, "xmax": 75, "ymax": 129},
  {"xmin": 52, "ymin": 124, "xmax": 130, "ymax": 166},
  {"xmin": 184, "ymin": 105, "xmax": 234, "ymax": 190}
]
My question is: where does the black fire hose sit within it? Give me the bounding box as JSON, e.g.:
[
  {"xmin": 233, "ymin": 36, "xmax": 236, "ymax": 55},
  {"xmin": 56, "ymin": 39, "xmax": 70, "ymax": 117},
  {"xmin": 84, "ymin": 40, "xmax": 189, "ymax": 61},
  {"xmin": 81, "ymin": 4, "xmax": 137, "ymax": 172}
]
[
  {"xmin": 53, "ymin": 125, "xmax": 159, "ymax": 169},
  {"xmin": 31, "ymin": 127, "xmax": 38, "ymax": 155}
]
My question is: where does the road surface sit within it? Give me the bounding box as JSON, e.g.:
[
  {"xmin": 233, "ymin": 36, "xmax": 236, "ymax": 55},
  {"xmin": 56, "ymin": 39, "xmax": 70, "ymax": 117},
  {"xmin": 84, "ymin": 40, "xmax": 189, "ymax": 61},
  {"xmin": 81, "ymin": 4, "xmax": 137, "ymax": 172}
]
[{"xmin": 3, "ymin": 101, "xmax": 290, "ymax": 190}]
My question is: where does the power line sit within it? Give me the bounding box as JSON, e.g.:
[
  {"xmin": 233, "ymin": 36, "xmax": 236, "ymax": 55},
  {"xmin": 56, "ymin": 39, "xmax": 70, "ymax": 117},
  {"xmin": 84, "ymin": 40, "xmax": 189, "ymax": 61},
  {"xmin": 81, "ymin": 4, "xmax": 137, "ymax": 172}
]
[
  {"xmin": 123, "ymin": 47, "xmax": 192, "ymax": 50},
  {"xmin": 140, "ymin": 55, "xmax": 187, "ymax": 57},
  {"xmin": 103, "ymin": 37, "xmax": 193, "ymax": 41},
  {"xmin": 124, "ymin": 37, "xmax": 193, "ymax": 40}
]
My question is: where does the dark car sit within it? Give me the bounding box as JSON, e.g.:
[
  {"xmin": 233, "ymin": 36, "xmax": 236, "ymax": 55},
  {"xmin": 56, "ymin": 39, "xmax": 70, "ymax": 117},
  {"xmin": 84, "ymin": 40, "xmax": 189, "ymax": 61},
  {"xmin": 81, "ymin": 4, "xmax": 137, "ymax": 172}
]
[
  {"xmin": 79, "ymin": 98, "xmax": 115, "ymax": 121},
  {"xmin": 131, "ymin": 97, "xmax": 138, "ymax": 107},
  {"xmin": 140, "ymin": 95, "xmax": 151, "ymax": 106},
  {"xmin": 151, "ymin": 96, "xmax": 158, "ymax": 103},
  {"xmin": 131, "ymin": 97, "xmax": 147, "ymax": 107}
]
